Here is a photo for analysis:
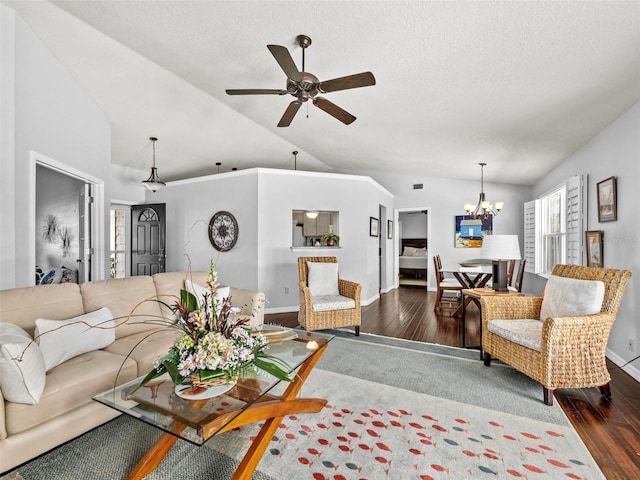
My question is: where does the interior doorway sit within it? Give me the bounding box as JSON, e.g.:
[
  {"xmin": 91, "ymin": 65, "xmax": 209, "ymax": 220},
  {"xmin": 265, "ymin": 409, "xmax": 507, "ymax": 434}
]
[
  {"xmin": 32, "ymin": 153, "xmax": 104, "ymax": 285},
  {"xmin": 395, "ymin": 207, "xmax": 431, "ymax": 289}
]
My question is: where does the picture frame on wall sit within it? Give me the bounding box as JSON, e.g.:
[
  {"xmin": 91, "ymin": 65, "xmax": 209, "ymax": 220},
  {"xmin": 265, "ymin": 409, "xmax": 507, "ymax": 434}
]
[
  {"xmin": 387, "ymin": 220, "xmax": 393, "ymax": 239},
  {"xmin": 370, "ymin": 217, "xmax": 379, "ymax": 237},
  {"xmin": 597, "ymin": 176, "xmax": 617, "ymax": 222},
  {"xmin": 454, "ymin": 215, "xmax": 493, "ymax": 248},
  {"xmin": 585, "ymin": 230, "xmax": 604, "ymax": 268}
]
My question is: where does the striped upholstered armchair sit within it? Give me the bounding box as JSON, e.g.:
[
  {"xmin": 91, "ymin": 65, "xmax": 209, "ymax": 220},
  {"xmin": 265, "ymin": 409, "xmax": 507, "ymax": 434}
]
[
  {"xmin": 481, "ymin": 264, "xmax": 631, "ymax": 406},
  {"xmin": 297, "ymin": 256, "xmax": 361, "ymax": 336}
]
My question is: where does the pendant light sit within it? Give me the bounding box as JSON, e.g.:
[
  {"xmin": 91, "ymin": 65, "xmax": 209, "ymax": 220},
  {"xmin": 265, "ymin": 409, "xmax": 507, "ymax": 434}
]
[
  {"xmin": 142, "ymin": 137, "xmax": 166, "ymax": 192},
  {"xmin": 463, "ymin": 163, "xmax": 503, "ymax": 219}
]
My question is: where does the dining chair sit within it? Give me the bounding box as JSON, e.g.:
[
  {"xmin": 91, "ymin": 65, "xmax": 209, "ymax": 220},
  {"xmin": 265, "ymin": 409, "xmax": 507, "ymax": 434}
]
[
  {"xmin": 433, "ymin": 255, "xmax": 463, "ymax": 315},
  {"xmin": 506, "ymin": 259, "xmax": 517, "ymax": 287},
  {"xmin": 508, "ymin": 259, "xmax": 526, "ymax": 293}
]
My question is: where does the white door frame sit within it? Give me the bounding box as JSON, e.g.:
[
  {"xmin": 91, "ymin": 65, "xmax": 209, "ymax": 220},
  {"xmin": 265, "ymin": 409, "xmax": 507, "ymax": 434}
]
[
  {"xmin": 394, "ymin": 206, "xmax": 432, "ymax": 289},
  {"xmin": 30, "ymin": 151, "xmax": 105, "ymax": 282}
]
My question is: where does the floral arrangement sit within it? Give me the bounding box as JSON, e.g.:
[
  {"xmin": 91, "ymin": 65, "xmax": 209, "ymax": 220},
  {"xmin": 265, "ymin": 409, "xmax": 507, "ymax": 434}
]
[{"xmin": 131, "ymin": 261, "xmax": 291, "ymax": 394}]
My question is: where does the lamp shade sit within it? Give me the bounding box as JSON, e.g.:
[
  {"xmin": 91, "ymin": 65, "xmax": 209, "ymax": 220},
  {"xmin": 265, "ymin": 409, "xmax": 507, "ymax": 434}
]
[{"xmin": 480, "ymin": 235, "xmax": 521, "ymax": 260}]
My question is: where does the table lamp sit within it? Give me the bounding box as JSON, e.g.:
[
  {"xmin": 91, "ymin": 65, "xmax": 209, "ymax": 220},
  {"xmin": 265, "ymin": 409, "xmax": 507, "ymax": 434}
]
[{"xmin": 480, "ymin": 235, "xmax": 521, "ymax": 292}]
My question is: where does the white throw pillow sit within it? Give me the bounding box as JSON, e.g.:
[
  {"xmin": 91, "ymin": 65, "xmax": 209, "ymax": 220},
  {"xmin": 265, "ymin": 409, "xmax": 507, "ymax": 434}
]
[
  {"xmin": 35, "ymin": 307, "xmax": 116, "ymax": 371},
  {"xmin": 415, "ymin": 247, "xmax": 427, "ymax": 257},
  {"xmin": 307, "ymin": 262, "xmax": 340, "ymax": 296},
  {"xmin": 0, "ymin": 323, "xmax": 46, "ymax": 404},
  {"xmin": 403, "ymin": 246, "xmax": 418, "ymax": 257},
  {"xmin": 539, "ymin": 275, "xmax": 605, "ymax": 322},
  {"xmin": 184, "ymin": 279, "xmax": 230, "ymax": 316}
]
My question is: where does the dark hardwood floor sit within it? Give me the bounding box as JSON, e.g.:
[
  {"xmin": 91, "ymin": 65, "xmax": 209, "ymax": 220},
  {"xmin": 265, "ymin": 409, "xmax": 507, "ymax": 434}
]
[{"xmin": 267, "ymin": 286, "xmax": 640, "ymax": 480}]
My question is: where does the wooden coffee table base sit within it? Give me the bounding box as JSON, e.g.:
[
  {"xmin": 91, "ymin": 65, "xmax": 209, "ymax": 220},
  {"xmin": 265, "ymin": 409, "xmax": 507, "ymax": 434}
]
[{"xmin": 126, "ymin": 343, "xmax": 328, "ymax": 480}]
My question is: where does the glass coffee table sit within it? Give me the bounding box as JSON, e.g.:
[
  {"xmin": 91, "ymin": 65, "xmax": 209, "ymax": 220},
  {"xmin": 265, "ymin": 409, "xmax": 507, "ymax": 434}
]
[{"xmin": 94, "ymin": 328, "xmax": 333, "ymax": 480}]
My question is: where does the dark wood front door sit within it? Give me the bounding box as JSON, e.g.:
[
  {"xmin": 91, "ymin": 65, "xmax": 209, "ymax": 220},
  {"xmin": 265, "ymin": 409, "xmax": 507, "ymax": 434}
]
[{"xmin": 131, "ymin": 203, "xmax": 166, "ymax": 276}]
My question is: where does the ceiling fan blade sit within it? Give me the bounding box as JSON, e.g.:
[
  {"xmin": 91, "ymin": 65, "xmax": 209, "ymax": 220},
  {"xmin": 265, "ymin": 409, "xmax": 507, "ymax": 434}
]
[
  {"xmin": 319, "ymin": 72, "xmax": 376, "ymax": 93},
  {"xmin": 277, "ymin": 101, "xmax": 302, "ymax": 127},
  {"xmin": 226, "ymin": 89, "xmax": 288, "ymax": 95},
  {"xmin": 313, "ymin": 97, "xmax": 356, "ymax": 125},
  {"xmin": 267, "ymin": 45, "xmax": 302, "ymax": 82}
]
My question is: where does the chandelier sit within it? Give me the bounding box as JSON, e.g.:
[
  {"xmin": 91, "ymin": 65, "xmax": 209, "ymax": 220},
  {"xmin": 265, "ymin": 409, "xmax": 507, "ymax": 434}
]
[
  {"xmin": 463, "ymin": 163, "xmax": 503, "ymax": 220},
  {"xmin": 142, "ymin": 137, "xmax": 166, "ymax": 192}
]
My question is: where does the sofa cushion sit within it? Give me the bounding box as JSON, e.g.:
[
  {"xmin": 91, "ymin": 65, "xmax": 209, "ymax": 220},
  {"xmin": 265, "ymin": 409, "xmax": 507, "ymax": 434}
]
[
  {"xmin": 5, "ymin": 349, "xmax": 137, "ymax": 435},
  {"xmin": 487, "ymin": 319, "xmax": 543, "ymax": 352},
  {"xmin": 308, "ymin": 262, "xmax": 339, "ymax": 296},
  {"xmin": 103, "ymin": 329, "xmax": 182, "ymax": 375},
  {"xmin": 312, "ymin": 295, "xmax": 356, "ymax": 312},
  {"xmin": 35, "ymin": 307, "xmax": 115, "ymax": 371},
  {"xmin": 539, "ymin": 275, "xmax": 605, "ymax": 321},
  {"xmin": 0, "ymin": 323, "xmax": 46, "ymax": 404},
  {"xmin": 80, "ymin": 276, "xmax": 164, "ymax": 338},
  {"xmin": 0, "ymin": 283, "xmax": 84, "ymax": 337}
]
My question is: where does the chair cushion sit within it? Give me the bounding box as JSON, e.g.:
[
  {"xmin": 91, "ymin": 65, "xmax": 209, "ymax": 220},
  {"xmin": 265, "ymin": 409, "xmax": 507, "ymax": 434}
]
[
  {"xmin": 312, "ymin": 295, "xmax": 356, "ymax": 312},
  {"xmin": 307, "ymin": 262, "xmax": 339, "ymax": 296},
  {"xmin": 0, "ymin": 323, "xmax": 46, "ymax": 404},
  {"xmin": 539, "ymin": 275, "xmax": 605, "ymax": 321},
  {"xmin": 488, "ymin": 319, "xmax": 542, "ymax": 352}
]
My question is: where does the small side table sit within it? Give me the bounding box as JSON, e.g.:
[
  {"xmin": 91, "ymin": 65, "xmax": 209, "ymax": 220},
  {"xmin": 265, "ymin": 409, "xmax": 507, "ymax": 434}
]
[{"xmin": 461, "ymin": 288, "xmax": 524, "ymax": 360}]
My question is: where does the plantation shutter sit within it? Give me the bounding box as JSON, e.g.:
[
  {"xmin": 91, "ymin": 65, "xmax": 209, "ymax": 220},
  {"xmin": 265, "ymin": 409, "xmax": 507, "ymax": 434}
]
[
  {"xmin": 523, "ymin": 199, "xmax": 539, "ymax": 274},
  {"xmin": 565, "ymin": 175, "xmax": 583, "ymax": 265}
]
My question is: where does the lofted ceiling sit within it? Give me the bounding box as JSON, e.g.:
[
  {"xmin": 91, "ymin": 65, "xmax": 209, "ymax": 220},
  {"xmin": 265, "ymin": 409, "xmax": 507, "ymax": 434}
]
[{"xmin": 4, "ymin": 0, "xmax": 640, "ymax": 185}]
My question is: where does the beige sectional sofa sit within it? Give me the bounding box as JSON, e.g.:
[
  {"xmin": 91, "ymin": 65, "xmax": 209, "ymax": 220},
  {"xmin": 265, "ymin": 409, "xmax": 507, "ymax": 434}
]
[{"xmin": 0, "ymin": 271, "xmax": 265, "ymax": 473}]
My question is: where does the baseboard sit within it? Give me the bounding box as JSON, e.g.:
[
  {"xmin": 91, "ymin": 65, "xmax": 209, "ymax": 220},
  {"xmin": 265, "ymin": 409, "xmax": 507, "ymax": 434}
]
[
  {"xmin": 264, "ymin": 305, "xmax": 298, "ymax": 314},
  {"xmin": 606, "ymin": 348, "xmax": 640, "ymax": 382}
]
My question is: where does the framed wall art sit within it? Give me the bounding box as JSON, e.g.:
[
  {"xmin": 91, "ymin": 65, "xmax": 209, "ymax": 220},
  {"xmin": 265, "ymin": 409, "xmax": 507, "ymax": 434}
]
[
  {"xmin": 454, "ymin": 215, "xmax": 493, "ymax": 248},
  {"xmin": 370, "ymin": 217, "xmax": 379, "ymax": 237},
  {"xmin": 597, "ymin": 176, "xmax": 617, "ymax": 222},
  {"xmin": 585, "ymin": 230, "xmax": 604, "ymax": 268},
  {"xmin": 387, "ymin": 220, "xmax": 393, "ymax": 239}
]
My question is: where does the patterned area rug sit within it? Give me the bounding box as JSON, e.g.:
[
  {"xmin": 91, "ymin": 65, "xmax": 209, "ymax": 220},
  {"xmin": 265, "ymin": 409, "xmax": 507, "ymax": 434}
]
[
  {"xmin": 209, "ymin": 369, "xmax": 603, "ymax": 480},
  {"xmin": 1, "ymin": 335, "xmax": 603, "ymax": 480}
]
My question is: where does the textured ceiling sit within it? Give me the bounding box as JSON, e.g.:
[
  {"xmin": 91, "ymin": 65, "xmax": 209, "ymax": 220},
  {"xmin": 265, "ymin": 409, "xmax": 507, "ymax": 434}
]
[{"xmin": 5, "ymin": 0, "xmax": 640, "ymax": 185}]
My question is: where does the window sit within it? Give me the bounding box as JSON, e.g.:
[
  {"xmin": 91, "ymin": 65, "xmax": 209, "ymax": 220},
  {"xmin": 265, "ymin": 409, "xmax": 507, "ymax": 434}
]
[
  {"xmin": 524, "ymin": 175, "xmax": 583, "ymax": 275},
  {"xmin": 109, "ymin": 206, "xmax": 130, "ymax": 279}
]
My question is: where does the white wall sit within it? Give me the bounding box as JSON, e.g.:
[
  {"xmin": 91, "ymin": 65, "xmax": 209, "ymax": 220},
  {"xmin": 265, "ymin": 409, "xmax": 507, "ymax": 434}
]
[
  {"xmin": 531, "ymin": 101, "xmax": 640, "ymax": 377},
  {"xmin": 110, "ymin": 164, "xmax": 148, "ymax": 205},
  {"xmin": 349, "ymin": 170, "xmax": 531, "ymax": 288},
  {"xmin": 149, "ymin": 168, "xmax": 394, "ymax": 310},
  {"xmin": 147, "ymin": 170, "xmax": 260, "ymax": 289},
  {"xmin": 399, "ymin": 211, "xmax": 428, "ymax": 239},
  {"xmin": 0, "ymin": 6, "xmax": 111, "ymax": 289}
]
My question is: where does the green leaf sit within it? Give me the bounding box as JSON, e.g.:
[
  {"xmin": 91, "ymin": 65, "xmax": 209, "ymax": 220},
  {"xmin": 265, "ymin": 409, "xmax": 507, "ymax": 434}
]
[
  {"xmin": 127, "ymin": 364, "xmax": 167, "ymax": 397},
  {"xmin": 164, "ymin": 360, "xmax": 184, "ymax": 385},
  {"xmin": 180, "ymin": 289, "xmax": 198, "ymax": 312},
  {"xmin": 254, "ymin": 356, "xmax": 293, "ymax": 382},
  {"xmin": 198, "ymin": 369, "xmax": 225, "ymax": 382}
]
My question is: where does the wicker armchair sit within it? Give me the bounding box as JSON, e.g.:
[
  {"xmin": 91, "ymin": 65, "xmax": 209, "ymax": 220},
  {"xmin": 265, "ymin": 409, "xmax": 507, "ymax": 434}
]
[
  {"xmin": 481, "ymin": 264, "xmax": 631, "ymax": 406},
  {"xmin": 298, "ymin": 256, "xmax": 362, "ymax": 335}
]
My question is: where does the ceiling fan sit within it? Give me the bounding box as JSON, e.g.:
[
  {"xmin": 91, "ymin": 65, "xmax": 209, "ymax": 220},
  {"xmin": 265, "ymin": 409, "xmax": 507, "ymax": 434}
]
[{"xmin": 225, "ymin": 35, "xmax": 376, "ymax": 127}]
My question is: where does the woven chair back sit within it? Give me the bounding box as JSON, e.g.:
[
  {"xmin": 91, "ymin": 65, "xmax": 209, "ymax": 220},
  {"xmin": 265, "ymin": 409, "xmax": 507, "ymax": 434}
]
[{"xmin": 550, "ymin": 264, "xmax": 632, "ymax": 316}]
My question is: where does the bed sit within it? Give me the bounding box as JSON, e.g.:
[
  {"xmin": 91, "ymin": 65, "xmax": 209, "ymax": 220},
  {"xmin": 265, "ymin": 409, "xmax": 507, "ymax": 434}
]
[{"xmin": 399, "ymin": 238, "xmax": 428, "ymax": 277}]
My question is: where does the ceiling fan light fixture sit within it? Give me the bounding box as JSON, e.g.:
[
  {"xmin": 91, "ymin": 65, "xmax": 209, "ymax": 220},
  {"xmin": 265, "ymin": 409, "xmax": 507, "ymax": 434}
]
[{"xmin": 142, "ymin": 137, "xmax": 166, "ymax": 192}]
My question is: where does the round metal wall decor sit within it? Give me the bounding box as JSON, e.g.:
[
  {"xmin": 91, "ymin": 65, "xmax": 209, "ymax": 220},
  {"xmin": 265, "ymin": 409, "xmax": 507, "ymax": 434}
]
[{"xmin": 208, "ymin": 211, "xmax": 238, "ymax": 252}]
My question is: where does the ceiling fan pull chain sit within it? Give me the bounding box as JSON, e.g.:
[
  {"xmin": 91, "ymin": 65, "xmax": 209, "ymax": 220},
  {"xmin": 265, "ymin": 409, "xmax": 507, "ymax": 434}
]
[{"xmin": 306, "ymin": 102, "xmax": 309, "ymax": 118}]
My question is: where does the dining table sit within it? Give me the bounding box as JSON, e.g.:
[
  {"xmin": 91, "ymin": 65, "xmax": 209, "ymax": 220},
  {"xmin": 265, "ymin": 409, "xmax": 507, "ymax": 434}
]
[{"xmin": 439, "ymin": 262, "xmax": 493, "ymax": 317}]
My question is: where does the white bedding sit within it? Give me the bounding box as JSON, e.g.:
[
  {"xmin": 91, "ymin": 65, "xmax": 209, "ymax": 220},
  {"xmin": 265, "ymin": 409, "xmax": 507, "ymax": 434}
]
[{"xmin": 399, "ymin": 256, "xmax": 428, "ymax": 269}]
